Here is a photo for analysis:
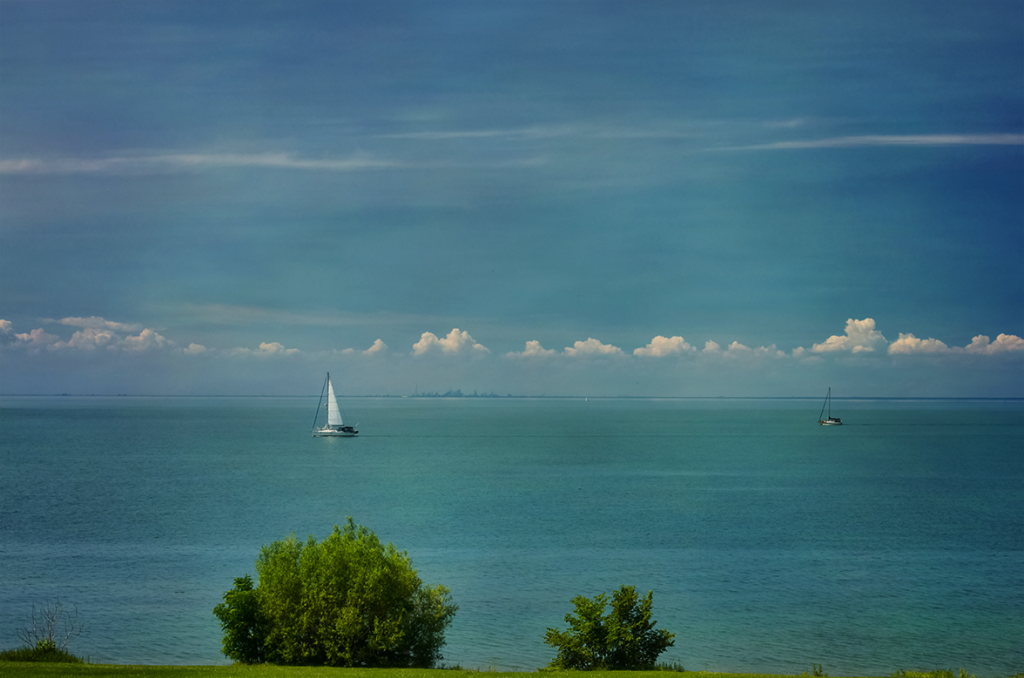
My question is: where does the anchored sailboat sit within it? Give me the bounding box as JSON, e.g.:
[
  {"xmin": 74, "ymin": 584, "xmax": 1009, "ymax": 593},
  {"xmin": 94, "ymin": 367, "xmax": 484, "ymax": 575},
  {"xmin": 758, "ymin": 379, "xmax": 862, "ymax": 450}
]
[
  {"xmin": 818, "ymin": 387, "xmax": 842, "ymax": 426},
  {"xmin": 312, "ymin": 372, "xmax": 358, "ymax": 437}
]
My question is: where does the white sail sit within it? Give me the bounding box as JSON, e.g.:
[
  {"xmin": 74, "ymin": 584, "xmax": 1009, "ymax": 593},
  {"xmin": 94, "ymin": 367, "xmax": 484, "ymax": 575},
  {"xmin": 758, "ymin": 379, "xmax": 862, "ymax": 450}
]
[
  {"xmin": 326, "ymin": 376, "xmax": 343, "ymax": 427},
  {"xmin": 313, "ymin": 372, "xmax": 357, "ymax": 437}
]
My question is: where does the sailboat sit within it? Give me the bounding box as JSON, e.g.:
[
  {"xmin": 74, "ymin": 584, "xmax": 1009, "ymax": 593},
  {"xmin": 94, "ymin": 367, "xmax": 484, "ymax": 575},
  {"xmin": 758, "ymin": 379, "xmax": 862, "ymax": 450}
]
[
  {"xmin": 818, "ymin": 387, "xmax": 843, "ymax": 426},
  {"xmin": 312, "ymin": 372, "xmax": 358, "ymax": 437}
]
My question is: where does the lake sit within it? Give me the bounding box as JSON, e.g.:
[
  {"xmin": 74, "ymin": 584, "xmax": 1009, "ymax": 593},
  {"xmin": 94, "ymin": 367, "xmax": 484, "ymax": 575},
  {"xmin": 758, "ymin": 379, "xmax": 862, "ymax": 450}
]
[{"xmin": 0, "ymin": 396, "xmax": 1020, "ymax": 675}]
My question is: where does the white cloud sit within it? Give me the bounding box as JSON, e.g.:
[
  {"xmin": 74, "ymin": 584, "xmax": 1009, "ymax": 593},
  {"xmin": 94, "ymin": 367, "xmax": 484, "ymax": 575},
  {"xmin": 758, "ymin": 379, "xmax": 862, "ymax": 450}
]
[
  {"xmin": 14, "ymin": 327, "xmax": 61, "ymax": 349},
  {"xmin": 55, "ymin": 327, "xmax": 119, "ymax": 350},
  {"xmin": 226, "ymin": 341, "xmax": 301, "ymax": 357},
  {"xmin": 59, "ymin": 316, "xmax": 143, "ymax": 332},
  {"xmin": 123, "ymin": 328, "xmax": 170, "ymax": 351},
  {"xmin": 0, "ymin": 152, "xmax": 405, "ymax": 175},
  {"xmin": 184, "ymin": 343, "xmax": 208, "ymax": 354},
  {"xmin": 413, "ymin": 329, "xmax": 489, "ymax": 356},
  {"xmin": 564, "ymin": 338, "xmax": 623, "ymax": 357},
  {"xmin": 733, "ymin": 134, "xmax": 1024, "ymax": 151},
  {"xmin": 634, "ymin": 335, "xmax": 694, "ymax": 357},
  {"xmin": 964, "ymin": 333, "xmax": 1024, "ymax": 355},
  {"xmin": 506, "ymin": 340, "xmax": 557, "ymax": 358},
  {"xmin": 754, "ymin": 344, "xmax": 786, "ymax": 358},
  {"xmin": 364, "ymin": 339, "xmax": 388, "ymax": 355},
  {"xmin": 812, "ymin": 318, "xmax": 888, "ymax": 354},
  {"xmin": 888, "ymin": 333, "xmax": 950, "ymax": 355},
  {"xmin": 702, "ymin": 340, "xmax": 784, "ymax": 359}
]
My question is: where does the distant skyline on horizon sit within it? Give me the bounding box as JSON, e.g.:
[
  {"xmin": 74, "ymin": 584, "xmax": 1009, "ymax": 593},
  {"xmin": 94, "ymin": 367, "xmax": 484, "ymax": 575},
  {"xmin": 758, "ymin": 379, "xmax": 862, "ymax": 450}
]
[{"xmin": 2, "ymin": 1, "xmax": 1022, "ymax": 398}]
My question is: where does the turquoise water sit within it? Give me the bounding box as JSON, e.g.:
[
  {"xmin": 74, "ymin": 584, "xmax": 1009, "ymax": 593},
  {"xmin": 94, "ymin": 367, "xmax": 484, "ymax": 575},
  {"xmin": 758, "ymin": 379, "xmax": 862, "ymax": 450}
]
[{"xmin": 1, "ymin": 397, "xmax": 1021, "ymax": 674}]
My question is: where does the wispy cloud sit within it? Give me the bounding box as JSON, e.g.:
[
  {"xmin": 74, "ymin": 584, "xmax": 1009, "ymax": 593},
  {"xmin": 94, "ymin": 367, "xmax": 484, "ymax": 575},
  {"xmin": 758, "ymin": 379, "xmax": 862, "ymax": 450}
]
[
  {"xmin": 727, "ymin": 134, "xmax": 1024, "ymax": 151},
  {"xmin": 0, "ymin": 151, "xmax": 548, "ymax": 176},
  {"xmin": 0, "ymin": 152, "xmax": 405, "ymax": 175}
]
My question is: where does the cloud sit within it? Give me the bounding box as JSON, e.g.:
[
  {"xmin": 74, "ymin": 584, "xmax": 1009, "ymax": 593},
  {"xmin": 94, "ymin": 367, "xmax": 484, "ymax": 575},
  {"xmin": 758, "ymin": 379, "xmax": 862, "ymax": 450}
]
[
  {"xmin": 634, "ymin": 336, "xmax": 694, "ymax": 357},
  {"xmin": 564, "ymin": 338, "xmax": 624, "ymax": 357},
  {"xmin": 702, "ymin": 340, "xmax": 784, "ymax": 359},
  {"xmin": 501, "ymin": 342, "xmax": 557, "ymax": 358},
  {"xmin": 123, "ymin": 328, "xmax": 170, "ymax": 351},
  {"xmin": 363, "ymin": 339, "xmax": 388, "ymax": 355},
  {"xmin": 964, "ymin": 334, "xmax": 1024, "ymax": 355},
  {"xmin": 0, "ymin": 152, "xmax": 404, "ymax": 175},
  {"xmin": 184, "ymin": 343, "xmax": 208, "ymax": 354},
  {"xmin": 506, "ymin": 340, "xmax": 558, "ymax": 359},
  {"xmin": 59, "ymin": 316, "xmax": 143, "ymax": 332},
  {"xmin": 14, "ymin": 327, "xmax": 61, "ymax": 349},
  {"xmin": 731, "ymin": 134, "xmax": 1024, "ymax": 151},
  {"xmin": 55, "ymin": 327, "xmax": 119, "ymax": 350},
  {"xmin": 812, "ymin": 318, "xmax": 888, "ymax": 354},
  {"xmin": 888, "ymin": 333, "xmax": 950, "ymax": 355},
  {"xmin": 413, "ymin": 329, "xmax": 489, "ymax": 356},
  {"xmin": 226, "ymin": 341, "xmax": 301, "ymax": 357}
]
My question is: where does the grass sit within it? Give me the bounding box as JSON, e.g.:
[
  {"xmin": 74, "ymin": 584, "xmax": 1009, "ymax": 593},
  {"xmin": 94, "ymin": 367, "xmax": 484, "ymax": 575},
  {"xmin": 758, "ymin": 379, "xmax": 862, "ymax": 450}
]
[{"xmin": 0, "ymin": 667, "xmax": 894, "ymax": 678}]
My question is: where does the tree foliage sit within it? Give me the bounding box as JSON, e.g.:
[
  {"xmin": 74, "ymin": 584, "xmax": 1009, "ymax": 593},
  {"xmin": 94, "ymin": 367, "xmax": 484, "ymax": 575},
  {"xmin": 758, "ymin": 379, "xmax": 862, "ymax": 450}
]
[
  {"xmin": 544, "ymin": 585, "xmax": 675, "ymax": 670},
  {"xmin": 213, "ymin": 518, "xmax": 457, "ymax": 667}
]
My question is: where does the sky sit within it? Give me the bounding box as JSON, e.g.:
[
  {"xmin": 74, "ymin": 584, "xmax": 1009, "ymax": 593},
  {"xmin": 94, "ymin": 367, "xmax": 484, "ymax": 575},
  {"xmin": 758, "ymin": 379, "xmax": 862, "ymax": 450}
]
[{"xmin": 1, "ymin": 0, "xmax": 1022, "ymax": 397}]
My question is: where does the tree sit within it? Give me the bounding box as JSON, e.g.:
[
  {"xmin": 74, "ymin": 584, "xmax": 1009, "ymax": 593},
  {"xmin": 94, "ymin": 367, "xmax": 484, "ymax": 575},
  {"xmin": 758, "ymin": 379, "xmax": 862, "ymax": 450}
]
[
  {"xmin": 213, "ymin": 518, "xmax": 457, "ymax": 667},
  {"xmin": 16, "ymin": 600, "xmax": 83, "ymax": 653},
  {"xmin": 544, "ymin": 585, "xmax": 675, "ymax": 670},
  {"xmin": 212, "ymin": 575, "xmax": 267, "ymax": 663}
]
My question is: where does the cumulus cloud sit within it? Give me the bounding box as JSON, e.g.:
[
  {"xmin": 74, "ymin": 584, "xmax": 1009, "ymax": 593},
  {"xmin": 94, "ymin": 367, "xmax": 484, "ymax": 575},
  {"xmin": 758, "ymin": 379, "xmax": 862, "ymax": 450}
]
[
  {"xmin": 964, "ymin": 333, "xmax": 1024, "ymax": 355},
  {"xmin": 123, "ymin": 328, "xmax": 170, "ymax": 351},
  {"xmin": 227, "ymin": 341, "xmax": 301, "ymax": 357},
  {"xmin": 634, "ymin": 335, "xmax": 694, "ymax": 357},
  {"xmin": 413, "ymin": 329, "xmax": 489, "ymax": 356},
  {"xmin": 15, "ymin": 327, "xmax": 61, "ymax": 349},
  {"xmin": 364, "ymin": 338, "xmax": 388, "ymax": 355},
  {"xmin": 702, "ymin": 340, "xmax": 784, "ymax": 359},
  {"xmin": 888, "ymin": 333, "xmax": 950, "ymax": 355},
  {"xmin": 564, "ymin": 338, "xmax": 623, "ymax": 357},
  {"xmin": 184, "ymin": 343, "xmax": 208, "ymax": 354},
  {"xmin": 812, "ymin": 318, "xmax": 888, "ymax": 353},
  {"xmin": 506, "ymin": 340, "xmax": 558, "ymax": 358},
  {"xmin": 55, "ymin": 327, "xmax": 119, "ymax": 350}
]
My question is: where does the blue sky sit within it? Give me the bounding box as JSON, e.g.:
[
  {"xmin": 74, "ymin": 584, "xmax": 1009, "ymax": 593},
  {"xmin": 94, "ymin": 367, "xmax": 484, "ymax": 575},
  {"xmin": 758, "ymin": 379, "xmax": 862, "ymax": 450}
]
[{"xmin": 1, "ymin": 0, "xmax": 1022, "ymax": 396}]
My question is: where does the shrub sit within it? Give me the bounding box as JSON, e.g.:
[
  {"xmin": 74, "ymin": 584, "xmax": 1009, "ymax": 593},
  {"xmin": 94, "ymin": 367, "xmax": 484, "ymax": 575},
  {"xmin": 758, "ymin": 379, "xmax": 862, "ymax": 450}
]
[
  {"xmin": 543, "ymin": 584, "xmax": 675, "ymax": 670},
  {"xmin": 0, "ymin": 642, "xmax": 83, "ymax": 663},
  {"xmin": 893, "ymin": 670, "xmax": 976, "ymax": 678},
  {"xmin": 214, "ymin": 518, "xmax": 458, "ymax": 668},
  {"xmin": 0, "ymin": 600, "xmax": 85, "ymax": 663}
]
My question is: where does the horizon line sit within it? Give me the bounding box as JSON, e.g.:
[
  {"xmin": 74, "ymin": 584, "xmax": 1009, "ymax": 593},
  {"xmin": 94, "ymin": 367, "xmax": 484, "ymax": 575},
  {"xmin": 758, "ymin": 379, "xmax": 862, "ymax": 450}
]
[{"xmin": 2, "ymin": 393, "xmax": 1022, "ymax": 401}]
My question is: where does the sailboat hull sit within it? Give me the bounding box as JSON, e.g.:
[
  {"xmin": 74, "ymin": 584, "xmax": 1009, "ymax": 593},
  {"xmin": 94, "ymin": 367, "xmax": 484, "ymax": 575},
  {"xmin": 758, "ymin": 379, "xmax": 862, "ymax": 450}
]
[
  {"xmin": 313, "ymin": 426, "xmax": 358, "ymax": 437},
  {"xmin": 818, "ymin": 419, "xmax": 843, "ymax": 426}
]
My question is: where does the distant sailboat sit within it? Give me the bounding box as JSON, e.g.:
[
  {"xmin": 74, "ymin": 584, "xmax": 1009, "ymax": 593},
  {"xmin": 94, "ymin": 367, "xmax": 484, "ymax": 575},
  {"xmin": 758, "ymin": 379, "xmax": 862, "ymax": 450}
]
[
  {"xmin": 312, "ymin": 372, "xmax": 358, "ymax": 437},
  {"xmin": 818, "ymin": 387, "xmax": 843, "ymax": 426}
]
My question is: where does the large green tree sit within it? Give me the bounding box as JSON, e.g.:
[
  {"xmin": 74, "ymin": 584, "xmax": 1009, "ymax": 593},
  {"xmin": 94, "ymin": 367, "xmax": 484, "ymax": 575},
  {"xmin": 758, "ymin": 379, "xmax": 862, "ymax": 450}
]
[
  {"xmin": 544, "ymin": 585, "xmax": 675, "ymax": 670},
  {"xmin": 213, "ymin": 518, "xmax": 457, "ymax": 667}
]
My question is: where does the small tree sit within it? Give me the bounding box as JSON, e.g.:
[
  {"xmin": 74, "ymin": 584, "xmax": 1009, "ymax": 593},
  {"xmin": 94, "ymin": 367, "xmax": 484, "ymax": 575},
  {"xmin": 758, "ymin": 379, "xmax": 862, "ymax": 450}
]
[
  {"xmin": 214, "ymin": 518, "xmax": 457, "ymax": 667},
  {"xmin": 16, "ymin": 600, "xmax": 83, "ymax": 653},
  {"xmin": 544, "ymin": 585, "xmax": 675, "ymax": 670}
]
